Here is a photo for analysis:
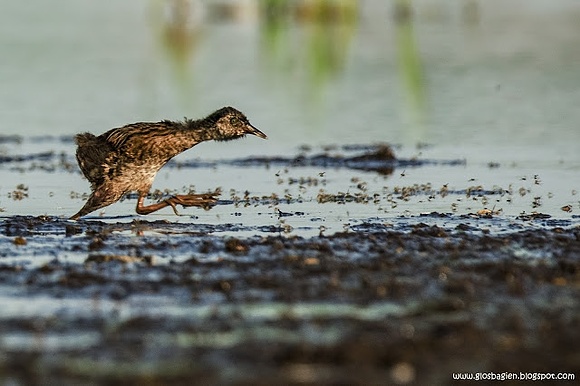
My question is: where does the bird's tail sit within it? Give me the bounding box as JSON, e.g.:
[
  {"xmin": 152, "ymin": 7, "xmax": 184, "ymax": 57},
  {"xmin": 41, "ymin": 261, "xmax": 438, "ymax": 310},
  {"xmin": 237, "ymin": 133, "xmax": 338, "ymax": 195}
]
[
  {"xmin": 70, "ymin": 188, "xmax": 121, "ymax": 220},
  {"xmin": 70, "ymin": 195, "xmax": 98, "ymax": 220},
  {"xmin": 74, "ymin": 132, "xmax": 111, "ymax": 188},
  {"xmin": 75, "ymin": 133, "xmax": 97, "ymax": 148}
]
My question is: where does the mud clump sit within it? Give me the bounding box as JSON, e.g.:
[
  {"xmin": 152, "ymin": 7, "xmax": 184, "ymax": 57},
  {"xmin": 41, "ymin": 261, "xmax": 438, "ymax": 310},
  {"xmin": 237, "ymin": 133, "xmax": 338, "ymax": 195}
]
[
  {"xmin": 13, "ymin": 236, "xmax": 27, "ymax": 246},
  {"xmin": 347, "ymin": 143, "xmax": 396, "ymax": 161},
  {"xmin": 224, "ymin": 237, "xmax": 249, "ymax": 254}
]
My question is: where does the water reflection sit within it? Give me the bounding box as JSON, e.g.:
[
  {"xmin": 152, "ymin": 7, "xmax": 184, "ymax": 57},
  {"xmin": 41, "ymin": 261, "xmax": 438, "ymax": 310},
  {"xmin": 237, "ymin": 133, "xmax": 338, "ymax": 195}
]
[
  {"xmin": 158, "ymin": 0, "xmax": 201, "ymax": 67},
  {"xmin": 154, "ymin": 0, "xmax": 358, "ymax": 112},
  {"xmin": 150, "ymin": 0, "xmax": 428, "ymax": 143},
  {"xmin": 150, "ymin": 0, "xmax": 203, "ymax": 104},
  {"xmin": 0, "ymin": 0, "xmax": 577, "ymax": 158},
  {"xmin": 393, "ymin": 0, "xmax": 426, "ymax": 141},
  {"xmin": 258, "ymin": 1, "xmax": 358, "ymax": 105},
  {"xmin": 462, "ymin": 0, "xmax": 481, "ymax": 27}
]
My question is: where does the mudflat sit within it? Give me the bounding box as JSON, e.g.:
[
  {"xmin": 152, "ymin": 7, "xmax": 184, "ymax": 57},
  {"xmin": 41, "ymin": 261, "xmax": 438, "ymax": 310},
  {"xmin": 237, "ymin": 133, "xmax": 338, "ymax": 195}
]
[{"xmin": 1, "ymin": 142, "xmax": 578, "ymax": 384}]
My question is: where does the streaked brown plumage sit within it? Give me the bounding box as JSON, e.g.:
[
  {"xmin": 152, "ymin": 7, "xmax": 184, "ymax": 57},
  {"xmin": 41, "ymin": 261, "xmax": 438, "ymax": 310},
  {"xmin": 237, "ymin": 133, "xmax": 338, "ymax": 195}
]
[{"xmin": 70, "ymin": 106, "xmax": 267, "ymax": 220}]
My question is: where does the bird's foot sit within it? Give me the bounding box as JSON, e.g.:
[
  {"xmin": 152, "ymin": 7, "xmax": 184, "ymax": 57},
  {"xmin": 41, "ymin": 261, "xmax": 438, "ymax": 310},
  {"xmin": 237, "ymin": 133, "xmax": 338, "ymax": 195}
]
[{"xmin": 165, "ymin": 190, "xmax": 220, "ymax": 215}]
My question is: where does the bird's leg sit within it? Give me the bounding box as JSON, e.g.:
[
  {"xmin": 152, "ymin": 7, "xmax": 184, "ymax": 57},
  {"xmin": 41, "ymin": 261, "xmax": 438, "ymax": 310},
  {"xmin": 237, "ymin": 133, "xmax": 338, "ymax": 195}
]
[
  {"xmin": 135, "ymin": 193, "xmax": 173, "ymax": 215},
  {"xmin": 135, "ymin": 190, "xmax": 220, "ymax": 216}
]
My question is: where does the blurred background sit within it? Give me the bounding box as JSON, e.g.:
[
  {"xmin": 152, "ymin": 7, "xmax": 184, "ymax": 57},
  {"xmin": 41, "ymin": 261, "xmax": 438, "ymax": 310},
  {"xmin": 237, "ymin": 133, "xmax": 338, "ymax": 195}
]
[{"xmin": 0, "ymin": 0, "xmax": 579, "ymax": 163}]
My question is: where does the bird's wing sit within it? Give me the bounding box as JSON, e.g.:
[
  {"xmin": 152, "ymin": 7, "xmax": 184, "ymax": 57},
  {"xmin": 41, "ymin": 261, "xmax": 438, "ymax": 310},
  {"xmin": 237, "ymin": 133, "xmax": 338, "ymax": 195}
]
[
  {"xmin": 103, "ymin": 123, "xmax": 143, "ymax": 150},
  {"xmin": 103, "ymin": 121, "xmax": 180, "ymax": 150}
]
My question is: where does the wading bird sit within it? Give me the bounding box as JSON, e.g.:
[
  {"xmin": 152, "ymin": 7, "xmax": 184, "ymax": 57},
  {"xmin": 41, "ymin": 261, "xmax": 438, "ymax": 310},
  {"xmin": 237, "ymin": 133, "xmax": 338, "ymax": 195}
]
[{"xmin": 70, "ymin": 107, "xmax": 267, "ymax": 220}]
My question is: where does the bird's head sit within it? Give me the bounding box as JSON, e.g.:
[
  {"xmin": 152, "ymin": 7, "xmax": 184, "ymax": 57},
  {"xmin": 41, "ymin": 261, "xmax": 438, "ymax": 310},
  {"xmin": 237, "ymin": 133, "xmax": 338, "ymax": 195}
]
[{"xmin": 209, "ymin": 106, "xmax": 267, "ymax": 141}]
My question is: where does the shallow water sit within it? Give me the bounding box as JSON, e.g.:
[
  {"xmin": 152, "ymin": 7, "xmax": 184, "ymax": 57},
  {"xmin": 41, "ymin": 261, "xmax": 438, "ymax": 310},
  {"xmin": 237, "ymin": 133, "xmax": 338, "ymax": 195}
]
[{"xmin": 1, "ymin": 140, "xmax": 578, "ymax": 237}]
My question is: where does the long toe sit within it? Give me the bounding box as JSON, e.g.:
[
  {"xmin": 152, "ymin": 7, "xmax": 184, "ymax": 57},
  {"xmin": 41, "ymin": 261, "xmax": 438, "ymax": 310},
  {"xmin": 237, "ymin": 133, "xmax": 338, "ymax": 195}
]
[
  {"xmin": 172, "ymin": 194, "xmax": 217, "ymax": 208},
  {"xmin": 201, "ymin": 193, "xmax": 220, "ymax": 201}
]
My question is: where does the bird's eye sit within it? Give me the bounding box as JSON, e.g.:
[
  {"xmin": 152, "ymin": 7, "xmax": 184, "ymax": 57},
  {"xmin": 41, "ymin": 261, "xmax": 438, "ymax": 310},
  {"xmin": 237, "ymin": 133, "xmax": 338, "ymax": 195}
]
[{"xmin": 229, "ymin": 117, "xmax": 241, "ymax": 126}]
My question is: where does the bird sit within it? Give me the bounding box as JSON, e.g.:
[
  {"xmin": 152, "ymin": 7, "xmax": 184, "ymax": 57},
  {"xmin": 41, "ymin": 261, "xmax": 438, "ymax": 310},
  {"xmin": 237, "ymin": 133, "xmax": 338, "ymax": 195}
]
[{"xmin": 70, "ymin": 106, "xmax": 267, "ymax": 220}]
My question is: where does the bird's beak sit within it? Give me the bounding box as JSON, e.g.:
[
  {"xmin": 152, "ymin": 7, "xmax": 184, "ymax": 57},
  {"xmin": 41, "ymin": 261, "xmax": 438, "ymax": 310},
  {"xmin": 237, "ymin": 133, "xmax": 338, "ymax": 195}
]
[{"xmin": 246, "ymin": 124, "xmax": 268, "ymax": 139}]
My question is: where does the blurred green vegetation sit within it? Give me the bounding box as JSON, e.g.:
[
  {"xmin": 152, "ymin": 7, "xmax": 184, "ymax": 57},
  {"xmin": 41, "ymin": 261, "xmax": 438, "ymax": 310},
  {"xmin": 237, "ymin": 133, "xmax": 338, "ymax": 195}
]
[
  {"xmin": 394, "ymin": 0, "xmax": 426, "ymax": 139},
  {"xmin": 259, "ymin": 0, "xmax": 358, "ymax": 104},
  {"xmin": 152, "ymin": 0, "xmax": 359, "ymax": 111},
  {"xmin": 149, "ymin": 0, "xmax": 202, "ymax": 110},
  {"xmin": 148, "ymin": 1, "xmax": 431, "ymax": 138}
]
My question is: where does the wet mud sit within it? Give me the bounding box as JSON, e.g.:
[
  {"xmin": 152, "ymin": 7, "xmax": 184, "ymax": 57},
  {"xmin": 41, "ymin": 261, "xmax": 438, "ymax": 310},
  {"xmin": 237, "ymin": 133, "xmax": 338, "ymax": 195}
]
[
  {"xmin": 1, "ymin": 139, "xmax": 579, "ymax": 384},
  {"xmin": 0, "ymin": 215, "xmax": 579, "ymax": 385}
]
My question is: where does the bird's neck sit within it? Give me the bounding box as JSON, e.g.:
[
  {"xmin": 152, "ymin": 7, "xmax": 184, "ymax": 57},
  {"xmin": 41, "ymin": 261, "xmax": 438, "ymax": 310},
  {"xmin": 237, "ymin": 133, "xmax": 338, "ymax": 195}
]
[{"xmin": 182, "ymin": 118, "xmax": 221, "ymax": 143}]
